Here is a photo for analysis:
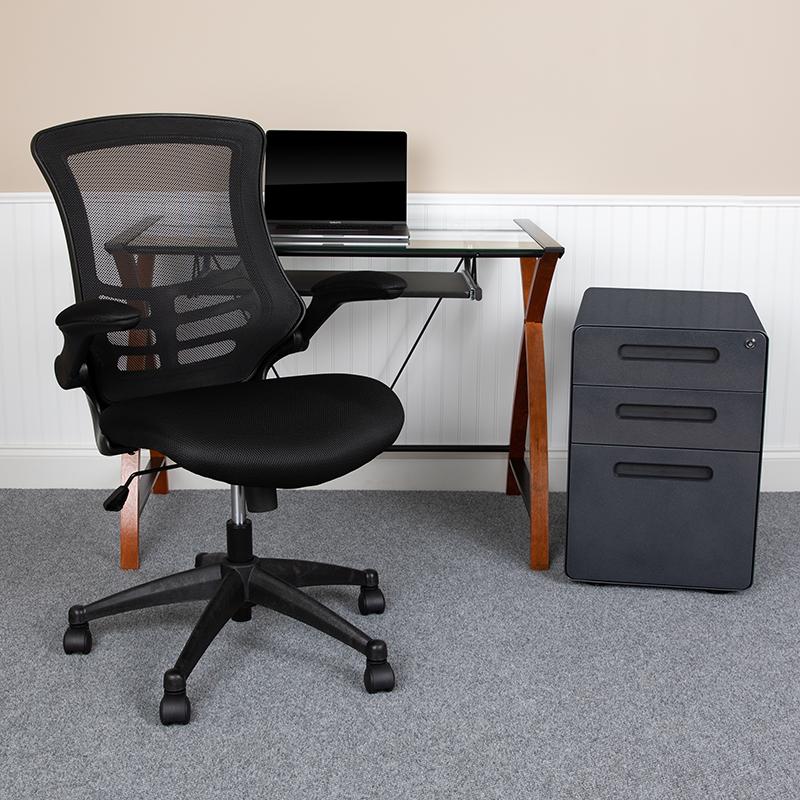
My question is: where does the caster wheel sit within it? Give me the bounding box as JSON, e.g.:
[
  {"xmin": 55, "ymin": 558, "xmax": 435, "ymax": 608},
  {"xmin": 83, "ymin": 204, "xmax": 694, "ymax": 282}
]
[
  {"xmin": 358, "ymin": 587, "xmax": 385, "ymax": 615},
  {"xmin": 160, "ymin": 693, "xmax": 191, "ymax": 725},
  {"xmin": 364, "ymin": 660, "xmax": 395, "ymax": 693},
  {"xmin": 63, "ymin": 625, "xmax": 92, "ymax": 655},
  {"xmin": 194, "ymin": 552, "xmax": 207, "ymax": 568}
]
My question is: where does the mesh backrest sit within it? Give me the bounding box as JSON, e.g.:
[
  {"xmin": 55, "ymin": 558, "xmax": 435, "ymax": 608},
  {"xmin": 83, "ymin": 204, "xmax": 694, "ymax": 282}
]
[{"xmin": 32, "ymin": 115, "xmax": 304, "ymax": 403}]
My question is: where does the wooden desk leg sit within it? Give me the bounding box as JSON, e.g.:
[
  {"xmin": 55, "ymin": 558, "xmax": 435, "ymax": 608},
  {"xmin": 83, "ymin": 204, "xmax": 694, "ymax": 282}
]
[
  {"xmin": 506, "ymin": 254, "xmax": 560, "ymax": 570},
  {"xmin": 118, "ymin": 449, "xmax": 169, "ymax": 569},
  {"xmin": 111, "ymin": 251, "xmax": 166, "ymax": 568},
  {"xmin": 526, "ymin": 321, "xmax": 550, "ymax": 569},
  {"xmin": 120, "ymin": 450, "xmax": 141, "ymax": 570}
]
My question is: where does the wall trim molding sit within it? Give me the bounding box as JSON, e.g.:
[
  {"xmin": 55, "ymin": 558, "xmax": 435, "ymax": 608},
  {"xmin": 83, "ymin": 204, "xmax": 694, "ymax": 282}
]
[
  {"xmin": 0, "ymin": 446, "xmax": 796, "ymax": 492},
  {"xmin": 5, "ymin": 191, "xmax": 800, "ymax": 208}
]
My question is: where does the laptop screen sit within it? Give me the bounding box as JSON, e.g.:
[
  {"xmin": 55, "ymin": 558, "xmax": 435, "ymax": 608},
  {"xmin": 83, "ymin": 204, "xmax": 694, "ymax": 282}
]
[{"xmin": 265, "ymin": 130, "xmax": 407, "ymax": 225}]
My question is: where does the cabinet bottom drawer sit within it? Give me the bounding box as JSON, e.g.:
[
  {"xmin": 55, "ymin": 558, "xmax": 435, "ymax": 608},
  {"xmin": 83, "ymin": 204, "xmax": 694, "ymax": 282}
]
[{"xmin": 566, "ymin": 444, "xmax": 760, "ymax": 590}]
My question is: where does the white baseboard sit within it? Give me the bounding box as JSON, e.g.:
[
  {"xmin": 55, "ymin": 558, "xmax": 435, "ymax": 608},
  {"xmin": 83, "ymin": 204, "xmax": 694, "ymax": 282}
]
[
  {"xmin": 0, "ymin": 447, "xmax": 514, "ymax": 491},
  {"xmin": 0, "ymin": 447, "xmax": 795, "ymax": 492}
]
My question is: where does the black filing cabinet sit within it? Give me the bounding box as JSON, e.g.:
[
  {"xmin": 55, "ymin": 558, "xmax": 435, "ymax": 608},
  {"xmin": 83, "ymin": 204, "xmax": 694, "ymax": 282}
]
[{"xmin": 565, "ymin": 288, "xmax": 767, "ymax": 591}]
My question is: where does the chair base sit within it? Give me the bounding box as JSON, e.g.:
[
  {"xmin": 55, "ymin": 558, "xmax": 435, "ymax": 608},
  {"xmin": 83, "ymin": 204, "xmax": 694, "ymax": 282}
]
[{"xmin": 63, "ymin": 530, "xmax": 395, "ymax": 725}]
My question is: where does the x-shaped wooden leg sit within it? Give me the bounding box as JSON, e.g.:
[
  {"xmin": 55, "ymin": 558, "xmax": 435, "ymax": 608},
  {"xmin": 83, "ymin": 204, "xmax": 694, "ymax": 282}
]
[{"xmin": 506, "ymin": 253, "xmax": 560, "ymax": 569}]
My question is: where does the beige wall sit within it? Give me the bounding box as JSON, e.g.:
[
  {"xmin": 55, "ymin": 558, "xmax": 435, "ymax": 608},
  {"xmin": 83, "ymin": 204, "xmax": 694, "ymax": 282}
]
[{"xmin": 3, "ymin": 0, "xmax": 799, "ymax": 195}]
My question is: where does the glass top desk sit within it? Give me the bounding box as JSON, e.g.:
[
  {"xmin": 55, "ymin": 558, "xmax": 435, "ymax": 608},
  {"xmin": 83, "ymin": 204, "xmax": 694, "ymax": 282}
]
[
  {"xmin": 105, "ymin": 218, "xmax": 565, "ymax": 570},
  {"xmin": 107, "ymin": 217, "xmax": 562, "ymax": 300}
]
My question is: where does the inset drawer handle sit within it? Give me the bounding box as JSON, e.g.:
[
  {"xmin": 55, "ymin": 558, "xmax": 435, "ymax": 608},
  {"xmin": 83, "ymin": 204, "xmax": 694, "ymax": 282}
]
[
  {"xmin": 614, "ymin": 462, "xmax": 713, "ymax": 481},
  {"xmin": 618, "ymin": 344, "xmax": 719, "ymax": 362},
  {"xmin": 616, "ymin": 403, "xmax": 717, "ymax": 422}
]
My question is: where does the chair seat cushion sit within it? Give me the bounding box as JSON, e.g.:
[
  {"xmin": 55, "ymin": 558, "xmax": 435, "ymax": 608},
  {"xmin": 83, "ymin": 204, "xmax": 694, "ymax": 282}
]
[{"xmin": 99, "ymin": 374, "xmax": 404, "ymax": 488}]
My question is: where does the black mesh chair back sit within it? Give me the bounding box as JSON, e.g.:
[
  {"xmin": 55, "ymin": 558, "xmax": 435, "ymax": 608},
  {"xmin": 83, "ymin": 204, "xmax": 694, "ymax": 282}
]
[{"xmin": 32, "ymin": 115, "xmax": 304, "ymax": 404}]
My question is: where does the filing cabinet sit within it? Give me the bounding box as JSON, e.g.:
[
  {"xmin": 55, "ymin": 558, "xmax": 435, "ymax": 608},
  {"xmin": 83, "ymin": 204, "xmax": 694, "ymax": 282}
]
[{"xmin": 565, "ymin": 288, "xmax": 768, "ymax": 591}]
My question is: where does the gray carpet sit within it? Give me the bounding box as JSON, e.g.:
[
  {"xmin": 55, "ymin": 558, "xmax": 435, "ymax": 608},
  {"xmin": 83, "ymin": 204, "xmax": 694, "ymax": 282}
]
[{"xmin": 0, "ymin": 489, "xmax": 798, "ymax": 800}]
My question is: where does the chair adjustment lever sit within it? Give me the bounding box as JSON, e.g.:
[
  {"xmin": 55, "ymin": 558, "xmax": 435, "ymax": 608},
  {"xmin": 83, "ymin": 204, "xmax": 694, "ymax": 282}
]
[{"xmin": 103, "ymin": 464, "xmax": 180, "ymax": 512}]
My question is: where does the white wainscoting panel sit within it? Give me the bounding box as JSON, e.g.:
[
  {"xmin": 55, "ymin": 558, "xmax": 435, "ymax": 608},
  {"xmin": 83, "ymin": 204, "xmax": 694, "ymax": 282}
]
[{"xmin": 1, "ymin": 192, "xmax": 799, "ymax": 490}]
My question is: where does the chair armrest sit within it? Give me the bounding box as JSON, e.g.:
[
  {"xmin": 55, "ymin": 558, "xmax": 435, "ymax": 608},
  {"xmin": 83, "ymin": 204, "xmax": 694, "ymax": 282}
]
[
  {"xmin": 258, "ymin": 271, "xmax": 407, "ymax": 371},
  {"xmin": 298, "ymin": 271, "xmax": 406, "ymax": 342},
  {"xmin": 309, "ymin": 270, "xmax": 407, "ymax": 303},
  {"xmin": 54, "ymin": 299, "xmax": 141, "ymax": 389}
]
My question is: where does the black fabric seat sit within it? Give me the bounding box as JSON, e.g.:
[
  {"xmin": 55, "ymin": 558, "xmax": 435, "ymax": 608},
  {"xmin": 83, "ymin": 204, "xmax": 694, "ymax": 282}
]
[{"xmin": 100, "ymin": 374, "xmax": 404, "ymax": 488}]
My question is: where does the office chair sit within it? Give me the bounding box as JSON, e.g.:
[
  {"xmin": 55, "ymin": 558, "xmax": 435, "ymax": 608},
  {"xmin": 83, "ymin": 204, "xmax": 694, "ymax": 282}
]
[{"xmin": 32, "ymin": 115, "xmax": 407, "ymax": 725}]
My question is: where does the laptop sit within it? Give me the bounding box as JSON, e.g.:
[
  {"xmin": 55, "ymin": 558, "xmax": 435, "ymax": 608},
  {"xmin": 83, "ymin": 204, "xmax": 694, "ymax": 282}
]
[{"xmin": 265, "ymin": 130, "xmax": 409, "ymax": 244}]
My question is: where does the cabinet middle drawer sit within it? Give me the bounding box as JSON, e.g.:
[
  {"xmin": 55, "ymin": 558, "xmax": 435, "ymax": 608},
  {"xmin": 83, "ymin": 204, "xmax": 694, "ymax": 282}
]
[{"xmin": 571, "ymin": 385, "xmax": 764, "ymax": 451}]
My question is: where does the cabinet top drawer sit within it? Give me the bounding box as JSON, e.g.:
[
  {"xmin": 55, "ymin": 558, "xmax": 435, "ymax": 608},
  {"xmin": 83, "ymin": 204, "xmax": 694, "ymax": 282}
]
[{"xmin": 572, "ymin": 326, "xmax": 767, "ymax": 392}]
